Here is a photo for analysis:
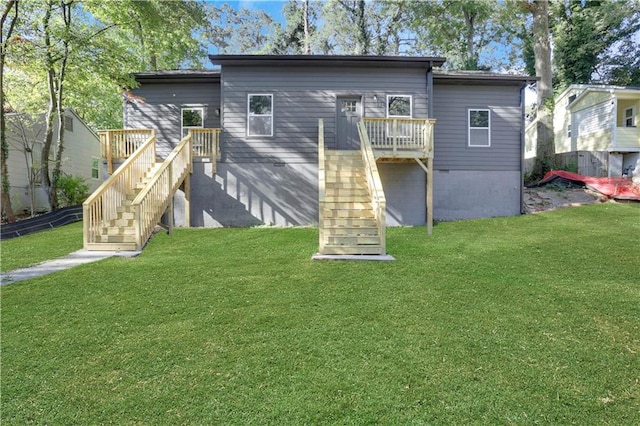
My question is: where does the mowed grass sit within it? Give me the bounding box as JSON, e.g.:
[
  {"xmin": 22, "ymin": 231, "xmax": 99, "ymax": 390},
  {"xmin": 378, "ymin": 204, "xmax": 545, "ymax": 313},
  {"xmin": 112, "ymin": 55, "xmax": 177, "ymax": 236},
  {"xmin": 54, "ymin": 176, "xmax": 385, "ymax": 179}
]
[
  {"xmin": 1, "ymin": 203, "xmax": 639, "ymax": 424},
  {"xmin": 0, "ymin": 221, "xmax": 83, "ymax": 271}
]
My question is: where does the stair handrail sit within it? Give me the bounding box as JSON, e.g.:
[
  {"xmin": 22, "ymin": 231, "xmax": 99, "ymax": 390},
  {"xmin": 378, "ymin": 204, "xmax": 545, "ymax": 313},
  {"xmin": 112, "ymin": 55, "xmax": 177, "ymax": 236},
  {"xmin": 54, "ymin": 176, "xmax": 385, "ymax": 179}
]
[
  {"xmin": 131, "ymin": 132, "xmax": 193, "ymax": 249},
  {"xmin": 318, "ymin": 119, "xmax": 326, "ymax": 254},
  {"xmin": 83, "ymin": 131, "xmax": 156, "ymax": 247},
  {"xmin": 356, "ymin": 120, "xmax": 386, "ymax": 255}
]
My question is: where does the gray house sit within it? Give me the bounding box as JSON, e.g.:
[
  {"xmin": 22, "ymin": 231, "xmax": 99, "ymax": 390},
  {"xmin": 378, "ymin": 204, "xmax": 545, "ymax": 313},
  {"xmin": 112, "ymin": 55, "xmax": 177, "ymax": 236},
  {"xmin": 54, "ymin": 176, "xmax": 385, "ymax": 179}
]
[
  {"xmin": 85, "ymin": 55, "xmax": 533, "ymax": 254},
  {"xmin": 124, "ymin": 56, "xmax": 532, "ymax": 224}
]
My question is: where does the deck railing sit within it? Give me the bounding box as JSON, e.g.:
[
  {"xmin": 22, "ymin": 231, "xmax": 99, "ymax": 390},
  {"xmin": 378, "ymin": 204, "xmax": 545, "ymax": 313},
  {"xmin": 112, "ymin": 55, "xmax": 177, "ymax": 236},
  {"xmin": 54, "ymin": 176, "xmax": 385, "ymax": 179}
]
[
  {"xmin": 357, "ymin": 120, "xmax": 386, "ymax": 255},
  {"xmin": 318, "ymin": 119, "xmax": 326, "ymax": 254},
  {"xmin": 131, "ymin": 133, "xmax": 193, "ymax": 249},
  {"xmin": 99, "ymin": 129, "xmax": 154, "ymax": 174},
  {"xmin": 190, "ymin": 128, "xmax": 222, "ymax": 173},
  {"xmin": 362, "ymin": 118, "xmax": 435, "ymax": 158},
  {"xmin": 84, "ymin": 131, "xmax": 156, "ymax": 247}
]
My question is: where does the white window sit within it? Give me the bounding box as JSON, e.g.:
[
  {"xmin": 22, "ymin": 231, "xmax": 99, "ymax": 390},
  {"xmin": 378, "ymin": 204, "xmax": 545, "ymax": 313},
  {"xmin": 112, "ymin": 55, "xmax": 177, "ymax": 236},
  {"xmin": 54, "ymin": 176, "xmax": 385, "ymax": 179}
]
[
  {"xmin": 181, "ymin": 107, "xmax": 204, "ymax": 138},
  {"xmin": 248, "ymin": 94, "xmax": 273, "ymax": 137},
  {"xmin": 624, "ymin": 107, "xmax": 635, "ymax": 127},
  {"xmin": 567, "ymin": 123, "xmax": 572, "ymax": 138},
  {"xmin": 468, "ymin": 109, "xmax": 491, "ymax": 147},
  {"xmin": 386, "ymin": 95, "xmax": 412, "ymax": 118},
  {"xmin": 91, "ymin": 157, "xmax": 99, "ymax": 180}
]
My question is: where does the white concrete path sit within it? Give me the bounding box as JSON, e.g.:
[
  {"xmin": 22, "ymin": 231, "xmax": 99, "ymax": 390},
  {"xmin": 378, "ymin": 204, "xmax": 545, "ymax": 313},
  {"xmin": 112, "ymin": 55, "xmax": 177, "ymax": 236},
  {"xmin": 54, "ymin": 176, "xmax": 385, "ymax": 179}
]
[{"xmin": 1, "ymin": 250, "xmax": 140, "ymax": 285}]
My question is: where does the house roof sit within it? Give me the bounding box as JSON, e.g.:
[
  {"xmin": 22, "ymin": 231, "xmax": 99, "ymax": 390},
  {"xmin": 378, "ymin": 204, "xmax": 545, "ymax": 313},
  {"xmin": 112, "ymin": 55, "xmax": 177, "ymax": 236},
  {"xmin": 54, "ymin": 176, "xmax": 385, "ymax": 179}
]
[
  {"xmin": 208, "ymin": 54, "xmax": 447, "ymax": 70},
  {"xmin": 562, "ymin": 84, "xmax": 640, "ymax": 108},
  {"xmin": 434, "ymin": 70, "xmax": 537, "ymax": 85},
  {"xmin": 133, "ymin": 69, "xmax": 220, "ymax": 83}
]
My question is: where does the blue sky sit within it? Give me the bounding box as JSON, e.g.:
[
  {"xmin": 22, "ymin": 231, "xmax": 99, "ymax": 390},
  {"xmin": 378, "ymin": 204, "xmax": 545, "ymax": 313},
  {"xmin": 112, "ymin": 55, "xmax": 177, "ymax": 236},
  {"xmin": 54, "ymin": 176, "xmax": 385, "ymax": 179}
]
[{"xmin": 209, "ymin": 0, "xmax": 286, "ymax": 22}]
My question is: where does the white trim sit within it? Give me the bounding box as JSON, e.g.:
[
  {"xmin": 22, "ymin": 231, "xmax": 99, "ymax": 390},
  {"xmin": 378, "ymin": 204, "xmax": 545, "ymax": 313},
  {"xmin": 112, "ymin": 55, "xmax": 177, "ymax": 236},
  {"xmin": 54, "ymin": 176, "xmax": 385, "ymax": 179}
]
[
  {"xmin": 468, "ymin": 108, "xmax": 491, "ymax": 147},
  {"xmin": 624, "ymin": 106, "xmax": 636, "ymax": 127},
  {"xmin": 247, "ymin": 93, "xmax": 274, "ymax": 137},
  {"xmin": 91, "ymin": 156, "xmax": 100, "ymax": 180},
  {"xmin": 181, "ymin": 107, "xmax": 204, "ymax": 138},
  {"xmin": 386, "ymin": 94, "xmax": 412, "ymax": 118}
]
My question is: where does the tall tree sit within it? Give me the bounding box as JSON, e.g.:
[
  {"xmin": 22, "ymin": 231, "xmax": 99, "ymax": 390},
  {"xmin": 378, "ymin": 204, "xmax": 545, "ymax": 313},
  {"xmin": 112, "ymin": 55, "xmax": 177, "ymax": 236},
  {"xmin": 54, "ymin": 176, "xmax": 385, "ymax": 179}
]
[
  {"xmin": 208, "ymin": 3, "xmax": 275, "ymax": 54},
  {"xmin": 268, "ymin": 0, "xmax": 318, "ymax": 54},
  {"xmin": 522, "ymin": 0, "xmax": 554, "ymax": 179},
  {"xmin": 1, "ymin": 0, "xmax": 18, "ymax": 222},
  {"xmin": 408, "ymin": 0, "xmax": 516, "ymax": 70},
  {"xmin": 552, "ymin": 0, "xmax": 640, "ymax": 89}
]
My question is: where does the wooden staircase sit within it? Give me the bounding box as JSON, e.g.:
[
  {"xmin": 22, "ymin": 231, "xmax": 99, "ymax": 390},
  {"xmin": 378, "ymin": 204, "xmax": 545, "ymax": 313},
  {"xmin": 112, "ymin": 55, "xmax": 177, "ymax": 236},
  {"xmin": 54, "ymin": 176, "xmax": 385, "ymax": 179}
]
[
  {"xmin": 94, "ymin": 163, "xmax": 162, "ymax": 250},
  {"xmin": 84, "ymin": 130, "xmax": 195, "ymax": 252},
  {"xmin": 320, "ymin": 150, "xmax": 384, "ymax": 255}
]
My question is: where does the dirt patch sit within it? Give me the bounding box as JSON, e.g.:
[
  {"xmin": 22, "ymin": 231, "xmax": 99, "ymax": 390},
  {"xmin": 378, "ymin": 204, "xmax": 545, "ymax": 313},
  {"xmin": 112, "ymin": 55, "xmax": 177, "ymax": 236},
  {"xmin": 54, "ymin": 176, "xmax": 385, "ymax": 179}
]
[{"xmin": 523, "ymin": 187, "xmax": 608, "ymax": 214}]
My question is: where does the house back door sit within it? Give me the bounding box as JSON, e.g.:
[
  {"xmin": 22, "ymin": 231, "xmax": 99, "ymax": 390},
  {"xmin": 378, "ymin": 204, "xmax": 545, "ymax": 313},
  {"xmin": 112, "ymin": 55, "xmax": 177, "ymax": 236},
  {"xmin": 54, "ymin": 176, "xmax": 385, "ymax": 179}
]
[{"xmin": 336, "ymin": 96, "xmax": 362, "ymax": 150}]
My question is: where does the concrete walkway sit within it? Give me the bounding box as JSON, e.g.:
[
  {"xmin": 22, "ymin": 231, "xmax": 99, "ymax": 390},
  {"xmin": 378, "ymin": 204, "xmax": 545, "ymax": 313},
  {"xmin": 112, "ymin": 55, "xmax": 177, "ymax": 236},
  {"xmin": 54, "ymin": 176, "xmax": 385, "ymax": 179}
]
[{"xmin": 1, "ymin": 250, "xmax": 140, "ymax": 286}]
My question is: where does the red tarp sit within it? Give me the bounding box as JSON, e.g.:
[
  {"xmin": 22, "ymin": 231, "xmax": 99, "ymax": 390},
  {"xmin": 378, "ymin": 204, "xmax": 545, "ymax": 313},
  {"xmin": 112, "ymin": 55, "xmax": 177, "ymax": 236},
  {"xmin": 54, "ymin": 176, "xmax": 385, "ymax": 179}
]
[{"xmin": 539, "ymin": 170, "xmax": 640, "ymax": 201}]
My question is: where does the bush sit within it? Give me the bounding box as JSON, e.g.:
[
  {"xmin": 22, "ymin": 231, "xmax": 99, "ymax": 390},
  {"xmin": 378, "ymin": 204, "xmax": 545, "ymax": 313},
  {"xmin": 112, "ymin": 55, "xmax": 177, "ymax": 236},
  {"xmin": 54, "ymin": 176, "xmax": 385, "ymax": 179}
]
[{"xmin": 56, "ymin": 174, "xmax": 90, "ymax": 207}]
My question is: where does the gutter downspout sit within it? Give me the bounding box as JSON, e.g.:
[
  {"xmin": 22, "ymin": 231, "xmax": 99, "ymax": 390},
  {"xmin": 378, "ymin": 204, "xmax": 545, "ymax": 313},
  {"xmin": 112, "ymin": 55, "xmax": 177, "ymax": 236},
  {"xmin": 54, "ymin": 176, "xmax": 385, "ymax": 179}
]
[{"xmin": 427, "ymin": 62, "xmax": 434, "ymax": 118}]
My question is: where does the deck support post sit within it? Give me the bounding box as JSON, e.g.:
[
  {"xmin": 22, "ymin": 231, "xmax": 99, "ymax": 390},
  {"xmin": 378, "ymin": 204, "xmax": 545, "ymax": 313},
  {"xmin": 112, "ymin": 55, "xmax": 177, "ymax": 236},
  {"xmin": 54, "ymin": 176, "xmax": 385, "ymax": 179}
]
[
  {"xmin": 427, "ymin": 157, "xmax": 433, "ymax": 236},
  {"xmin": 415, "ymin": 158, "xmax": 433, "ymax": 236},
  {"xmin": 183, "ymin": 175, "xmax": 191, "ymax": 227}
]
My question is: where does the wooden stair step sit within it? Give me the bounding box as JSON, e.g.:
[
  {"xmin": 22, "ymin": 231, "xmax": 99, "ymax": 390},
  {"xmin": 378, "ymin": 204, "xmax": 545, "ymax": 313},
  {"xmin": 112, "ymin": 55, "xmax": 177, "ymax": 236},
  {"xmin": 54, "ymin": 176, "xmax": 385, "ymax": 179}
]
[
  {"xmin": 325, "ymin": 195, "xmax": 370, "ymax": 203},
  {"xmin": 323, "ymin": 226, "xmax": 379, "ymax": 236},
  {"xmin": 101, "ymin": 226, "xmax": 136, "ymax": 236},
  {"xmin": 323, "ymin": 218, "xmax": 378, "ymax": 227},
  {"xmin": 320, "ymin": 245, "xmax": 385, "ymax": 255},
  {"xmin": 323, "ymin": 201, "xmax": 372, "ymax": 209},
  {"xmin": 324, "ymin": 236, "xmax": 381, "ymax": 245},
  {"xmin": 98, "ymin": 234, "xmax": 137, "ymax": 244},
  {"xmin": 322, "ymin": 209, "xmax": 375, "ymax": 219},
  {"xmin": 109, "ymin": 218, "xmax": 134, "ymax": 227}
]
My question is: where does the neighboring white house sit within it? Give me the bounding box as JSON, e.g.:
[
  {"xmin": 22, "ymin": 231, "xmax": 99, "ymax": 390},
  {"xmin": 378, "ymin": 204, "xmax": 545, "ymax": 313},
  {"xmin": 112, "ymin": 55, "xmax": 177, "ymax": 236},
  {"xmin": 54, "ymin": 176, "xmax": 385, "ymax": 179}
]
[
  {"xmin": 526, "ymin": 84, "xmax": 640, "ymax": 182},
  {"xmin": 6, "ymin": 108, "xmax": 101, "ymax": 213}
]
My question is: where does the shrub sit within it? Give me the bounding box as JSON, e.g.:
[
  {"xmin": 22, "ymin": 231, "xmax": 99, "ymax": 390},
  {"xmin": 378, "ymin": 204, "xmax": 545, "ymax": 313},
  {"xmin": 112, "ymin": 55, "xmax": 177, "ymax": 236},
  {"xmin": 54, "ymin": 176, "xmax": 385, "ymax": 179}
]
[{"xmin": 56, "ymin": 174, "xmax": 90, "ymax": 207}]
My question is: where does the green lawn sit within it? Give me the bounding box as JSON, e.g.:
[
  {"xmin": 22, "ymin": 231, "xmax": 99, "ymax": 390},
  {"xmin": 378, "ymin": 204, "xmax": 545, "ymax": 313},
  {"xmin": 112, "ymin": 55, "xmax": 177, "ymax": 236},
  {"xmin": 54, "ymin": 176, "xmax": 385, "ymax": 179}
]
[
  {"xmin": 0, "ymin": 221, "xmax": 83, "ymax": 271},
  {"xmin": 2, "ymin": 204, "xmax": 639, "ymax": 424}
]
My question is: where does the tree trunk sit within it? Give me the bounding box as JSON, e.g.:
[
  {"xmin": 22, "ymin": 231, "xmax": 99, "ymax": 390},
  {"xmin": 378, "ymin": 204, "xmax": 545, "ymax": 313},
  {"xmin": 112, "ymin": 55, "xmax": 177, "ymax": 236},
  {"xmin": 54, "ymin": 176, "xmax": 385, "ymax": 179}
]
[
  {"xmin": 529, "ymin": 0, "xmax": 554, "ymax": 179},
  {"xmin": 463, "ymin": 7, "xmax": 478, "ymax": 69},
  {"xmin": 355, "ymin": 0, "xmax": 369, "ymax": 54},
  {"xmin": 41, "ymin": 1, "xmax": 57, "ymax": 210},
  {"xmin": 51, "ymin": 0, "xmax": 72, "ymax": 211},
  {"xmin": 1, "ymin": 0, "xmax": 18, "ymax": 222},
  {"xmin": 303, "ymin": 0, "xmax": 310, "ymax": 54}
]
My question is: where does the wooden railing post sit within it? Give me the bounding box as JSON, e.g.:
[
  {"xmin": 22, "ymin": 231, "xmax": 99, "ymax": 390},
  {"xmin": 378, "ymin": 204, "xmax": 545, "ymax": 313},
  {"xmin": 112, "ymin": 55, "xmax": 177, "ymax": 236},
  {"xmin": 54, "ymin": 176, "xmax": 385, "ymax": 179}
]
[
  {"xmin": 106, "ymin": 131, "xmax": 113, "ymax": 174},
  {"xmin": 392, "ymin": 119, "xmax": 398, "ymax": 156}
]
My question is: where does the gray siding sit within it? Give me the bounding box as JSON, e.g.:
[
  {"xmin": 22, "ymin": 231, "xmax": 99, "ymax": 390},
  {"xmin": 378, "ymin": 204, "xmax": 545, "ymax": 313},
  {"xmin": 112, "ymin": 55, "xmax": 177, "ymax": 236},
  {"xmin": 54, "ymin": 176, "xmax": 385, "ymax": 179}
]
[
  {"xmin": 221, "ymin": 66, "xmax": 429, "ymax": 163},
  {"xmin": 432, "ymin": 83, "xmax": 522, "ymax": 171},
  {"xmin": 434, "ymin": 170, "xmax": 521, "ymax": 221},
  {"xmin": 126, "ymin": 82, "xmax": 221, "ymax": 158}
]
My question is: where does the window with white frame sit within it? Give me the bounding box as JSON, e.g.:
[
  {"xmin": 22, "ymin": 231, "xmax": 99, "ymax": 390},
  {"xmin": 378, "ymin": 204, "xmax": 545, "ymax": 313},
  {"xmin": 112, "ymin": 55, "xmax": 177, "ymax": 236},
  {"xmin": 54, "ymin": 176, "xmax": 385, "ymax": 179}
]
[
  {"xmin": 624, "ymin": 107, "xmax": 636, "ymax": 127},
  {"xmin": 181, "ymin": 107, "xmax": 204, "ymax": 138},
  {"xmin": 91, "ymin": 157, "xmax": 100, "ymax": 179},
  {"xmin": 468, "ymin": 109, "xmax": 491, "ymax": 147},
  {"xmin": 386, "ymin": 95, "xmax": 412, "ymax": 118},
  {"xmin": 248, "ymin": 94, "xmax": 273, "ymax": 137},
  {"xmin": 567, "ymin": 123, "xmax": 572, "ymax": 138},
  {"xmin": 387, "ymin": 95, "xmax": 412, "ymax": 138}
]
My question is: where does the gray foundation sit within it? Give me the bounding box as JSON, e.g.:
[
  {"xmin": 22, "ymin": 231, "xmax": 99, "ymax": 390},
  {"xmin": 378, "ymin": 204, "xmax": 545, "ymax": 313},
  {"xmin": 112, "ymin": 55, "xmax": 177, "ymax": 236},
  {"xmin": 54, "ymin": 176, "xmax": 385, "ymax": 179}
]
[{"xmin": 433, "ymin": 170, "xmax": 521, "ymax": 221}]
